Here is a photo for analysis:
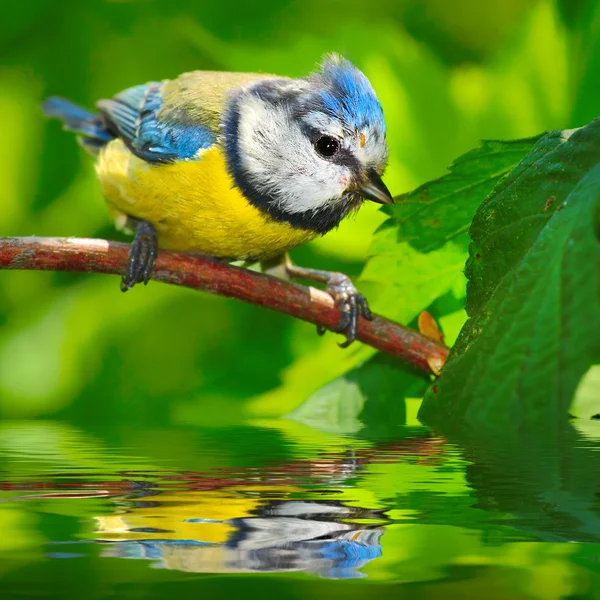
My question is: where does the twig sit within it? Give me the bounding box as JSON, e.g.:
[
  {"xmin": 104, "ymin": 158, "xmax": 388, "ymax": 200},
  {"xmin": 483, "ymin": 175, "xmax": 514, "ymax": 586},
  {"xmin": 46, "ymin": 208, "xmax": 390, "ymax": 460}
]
[{"xmin": 0, "ymin": 236, "xmax": 449, "ymax": 374}]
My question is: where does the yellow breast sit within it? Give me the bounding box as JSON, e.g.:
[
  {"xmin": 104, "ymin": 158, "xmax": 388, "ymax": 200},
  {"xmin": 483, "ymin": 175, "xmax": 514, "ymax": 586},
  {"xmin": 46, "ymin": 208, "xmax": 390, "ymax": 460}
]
[{"xmin": 95, "ymin": 140, "xmax": 318, "ymax": 261}]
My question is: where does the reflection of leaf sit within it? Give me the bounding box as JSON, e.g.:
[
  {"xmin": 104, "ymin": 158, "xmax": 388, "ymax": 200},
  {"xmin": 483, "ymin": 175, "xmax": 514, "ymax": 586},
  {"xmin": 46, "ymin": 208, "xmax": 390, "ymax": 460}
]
[
  {"xmin": 420, "ymin": 119, "xmax": 600, "ymax": 428},
  {"xmin": 442, "ymin": 422, "xmax": 600, "ymax": 545},
  {"xmin": 0, "ymin": 508, "xmax": 46, "ymax": 556},
  {"xmin": 288, "ymin": 356, "xmax": 427, "ymax": 437}
]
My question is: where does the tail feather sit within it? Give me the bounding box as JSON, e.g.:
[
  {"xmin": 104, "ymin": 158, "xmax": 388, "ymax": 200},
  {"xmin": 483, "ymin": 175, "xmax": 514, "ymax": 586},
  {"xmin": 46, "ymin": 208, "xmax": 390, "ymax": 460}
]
[{"xmin": 42, "ymin": 97, "xmax": 114, "ymax": 149}]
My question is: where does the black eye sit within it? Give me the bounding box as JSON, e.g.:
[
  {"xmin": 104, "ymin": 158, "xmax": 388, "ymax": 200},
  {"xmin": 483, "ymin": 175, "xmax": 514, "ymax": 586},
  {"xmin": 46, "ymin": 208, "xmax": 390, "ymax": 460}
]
[{"xmin": 315, "ymin": 136, "xmax": 340, "ymax": 158}]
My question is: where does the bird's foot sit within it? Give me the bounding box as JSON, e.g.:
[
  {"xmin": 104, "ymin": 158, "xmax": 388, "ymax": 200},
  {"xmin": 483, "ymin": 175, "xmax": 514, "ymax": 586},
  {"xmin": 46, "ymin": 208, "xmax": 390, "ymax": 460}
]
[
  {"xmin": 319, "ymin": 273, "xmax": 373, "ymax": 347},
  {"xmin": 120, "ymin": 219, "xmax": 158, "ymax": 292},
  {"xmin": 272, "ymin": 258, "xmax": 373, "ymax": 347}
]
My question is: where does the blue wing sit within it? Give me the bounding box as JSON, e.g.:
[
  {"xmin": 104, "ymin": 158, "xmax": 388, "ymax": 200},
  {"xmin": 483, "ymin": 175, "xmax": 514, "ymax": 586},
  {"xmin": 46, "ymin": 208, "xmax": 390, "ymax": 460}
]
[
  {"xmin": 42, "ymin": 97, "xmax": 114, "ymax": 154},
  {"xmin": 97, "ymin": 83, "xmax": 216, "ymax": 164}
]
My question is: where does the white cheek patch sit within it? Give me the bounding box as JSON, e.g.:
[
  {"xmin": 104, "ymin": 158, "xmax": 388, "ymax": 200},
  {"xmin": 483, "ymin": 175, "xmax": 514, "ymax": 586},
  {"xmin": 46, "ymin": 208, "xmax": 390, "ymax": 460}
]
[{"xmin": 237, "ymin": 96, "xmax": 349, "ymax": 214}]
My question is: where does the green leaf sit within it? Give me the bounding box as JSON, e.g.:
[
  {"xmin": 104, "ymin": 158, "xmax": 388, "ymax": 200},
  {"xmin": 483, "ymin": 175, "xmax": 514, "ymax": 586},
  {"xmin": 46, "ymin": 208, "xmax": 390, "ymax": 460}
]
[
  {"xmin": 420, "ymin": 118, "xmax": 600, "ymax": 428},
  {"xmin": 388, "ymin": 136, "xmax": 541, "ymax": 253},
  {"xmin": 571, "ymin": 365, "xmax": 600, "ymax": 419},
  {"xmin": 361, "ymin": 136, "xmax": 539, "ymax": 327},
  {"xmin": 360, "ymin": 237, "xmax": 467, "ymax": 324},
  {"xmin": 287, "ymin": 356, "xmax": 427, "ymax": 437},
  {"xmin": 287, "ymin": 376, "xmax": 366, "ymax": 435}
]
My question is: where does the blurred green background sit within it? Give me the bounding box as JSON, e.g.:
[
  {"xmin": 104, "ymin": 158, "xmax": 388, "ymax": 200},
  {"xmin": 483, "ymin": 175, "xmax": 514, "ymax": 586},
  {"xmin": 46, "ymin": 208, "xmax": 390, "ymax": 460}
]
[{"xmin": 1, "ymin": 0, "xmax": 599, "ymax": 426}]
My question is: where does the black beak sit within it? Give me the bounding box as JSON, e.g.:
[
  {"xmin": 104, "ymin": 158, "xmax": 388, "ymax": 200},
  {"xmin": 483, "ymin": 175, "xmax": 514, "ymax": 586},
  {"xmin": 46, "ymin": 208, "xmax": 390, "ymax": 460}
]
[{"xmin": 358, "ymin": 171, "xmax": 394, "ymax": 205}]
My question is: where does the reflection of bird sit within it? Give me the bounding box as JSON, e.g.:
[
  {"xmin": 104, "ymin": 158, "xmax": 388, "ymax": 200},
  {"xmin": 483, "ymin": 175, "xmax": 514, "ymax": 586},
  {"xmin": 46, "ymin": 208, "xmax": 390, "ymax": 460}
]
[
  {"xmin": 42, "ymin": 54, "xmax": 392, "ymax": 343},
  {"xmin": 96, "ymin": 496, "xmax": 383, "ymax": 579}
]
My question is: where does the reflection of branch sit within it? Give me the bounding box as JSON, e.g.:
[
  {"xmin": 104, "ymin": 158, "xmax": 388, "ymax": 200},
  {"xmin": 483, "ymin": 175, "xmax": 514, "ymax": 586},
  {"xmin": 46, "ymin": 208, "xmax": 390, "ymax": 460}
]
[
  {"xmin": 0, "ymin": 236, "xmax": 448, "ymax": 373},
  {"xmin": 0, "ymin": 435, "xmax": 446, "ymax": 498}
]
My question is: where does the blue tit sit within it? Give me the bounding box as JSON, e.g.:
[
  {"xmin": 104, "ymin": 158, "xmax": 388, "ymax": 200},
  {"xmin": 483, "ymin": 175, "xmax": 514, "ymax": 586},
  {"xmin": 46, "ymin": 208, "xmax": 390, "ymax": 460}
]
[{"xmin": 42, "ymin": 54, "xmax": 392, "ymax": 344}]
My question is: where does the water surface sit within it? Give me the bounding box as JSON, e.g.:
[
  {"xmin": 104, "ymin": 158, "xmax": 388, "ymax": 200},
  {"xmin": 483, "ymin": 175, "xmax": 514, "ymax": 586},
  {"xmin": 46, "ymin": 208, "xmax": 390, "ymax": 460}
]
[{"xmin": 1, "ymin": 419, "xmax": 600, "ymax": 599}]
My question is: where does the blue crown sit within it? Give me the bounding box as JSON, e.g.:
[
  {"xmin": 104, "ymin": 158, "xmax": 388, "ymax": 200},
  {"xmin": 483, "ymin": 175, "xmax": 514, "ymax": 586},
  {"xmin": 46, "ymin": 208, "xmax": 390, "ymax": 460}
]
[{"xmin": 310, "ymin": 54, "xmax": 386, "ymax": 133}]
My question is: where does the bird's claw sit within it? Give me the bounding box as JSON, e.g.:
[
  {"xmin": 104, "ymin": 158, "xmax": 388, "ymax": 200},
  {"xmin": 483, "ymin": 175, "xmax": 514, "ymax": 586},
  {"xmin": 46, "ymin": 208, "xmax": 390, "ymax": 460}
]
[
  {"xmin": 322, "ymin": 273, "xmax": 373, "ymax": 347},
  {"xmin": 120, "ymin": 220, "xmax": 158, "ymax": 292}
]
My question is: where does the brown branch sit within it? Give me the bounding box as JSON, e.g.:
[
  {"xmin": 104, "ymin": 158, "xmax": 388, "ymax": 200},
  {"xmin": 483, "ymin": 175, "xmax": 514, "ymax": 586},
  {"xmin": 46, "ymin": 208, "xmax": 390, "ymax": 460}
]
[{"xmin": 0, "ymin": 236, "xmax": 448, "ymax": 374}]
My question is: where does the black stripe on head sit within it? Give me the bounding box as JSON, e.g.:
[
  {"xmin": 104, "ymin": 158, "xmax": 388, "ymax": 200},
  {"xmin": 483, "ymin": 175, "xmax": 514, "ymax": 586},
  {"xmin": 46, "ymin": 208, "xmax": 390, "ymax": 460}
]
[
  {"xmin": 297, "ymin": 120, "xmax": 361, "ymax": 172},
  {"xmin": 222, "ymin": 84, "xmax": 359, "ymax": 235}
]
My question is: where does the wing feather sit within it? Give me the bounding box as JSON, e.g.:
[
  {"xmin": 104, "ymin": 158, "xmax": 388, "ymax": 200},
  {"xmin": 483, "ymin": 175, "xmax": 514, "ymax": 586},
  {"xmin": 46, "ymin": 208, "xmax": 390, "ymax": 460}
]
[
  {"xmin": 97, "ymin": 82, "xmax": 215, "ymax": 164},
  {"xmin": 95, "ymin": 71, "xmax": 278, "ymax": 165}
]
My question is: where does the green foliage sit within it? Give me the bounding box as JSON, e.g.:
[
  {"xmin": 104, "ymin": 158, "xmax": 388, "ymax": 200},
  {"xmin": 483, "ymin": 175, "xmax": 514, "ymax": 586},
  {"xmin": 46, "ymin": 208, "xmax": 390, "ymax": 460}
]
[
  {"xmin": 288, "ymin": 355, "xmax": 425, "ymax": 436},
  {"xmin": 1, "ymin": 0, "xmax": 600, "ymax": 428},
  {"xmin": 361, "ymin": 135, "xmax": 539, "ymax": 325},
  {"xmin": 573, "ymin": 365, "xmax": 600, "ymax": 419},
  {"xmin": 557, "ymin": 0, "xmax": 598, "ymax": 27},
  {"xmin": 420, "ymin": 119, "xmax": 600, "ymax": 427},
  {"xmin": 4, "ymin": 2, "xmax": 600, "ymax": 598},
  {"xmin": 388, "ymin": 137, "xmax": 541, "ymax": 254},
  {"xmin": 294, "ymin": 136, "xmax": 539, "ymax": 428}
]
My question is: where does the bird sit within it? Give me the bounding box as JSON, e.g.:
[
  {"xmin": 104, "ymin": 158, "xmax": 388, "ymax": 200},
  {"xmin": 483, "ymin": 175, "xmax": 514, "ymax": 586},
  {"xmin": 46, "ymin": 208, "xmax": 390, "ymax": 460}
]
[{"xmin": 42, "ymin": 54, "xmax": 393, "ymax": 345}]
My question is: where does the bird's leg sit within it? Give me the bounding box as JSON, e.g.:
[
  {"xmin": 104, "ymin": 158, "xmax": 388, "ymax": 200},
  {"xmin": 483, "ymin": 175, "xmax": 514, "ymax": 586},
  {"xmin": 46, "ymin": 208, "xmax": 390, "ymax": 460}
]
[
  {"xmin": 263, "ymin": 255, "xmax": 373, "ymax": 347},
  {"xmin": 120, "ymin": 218, "xmax": 158, "ymax": 292}
]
